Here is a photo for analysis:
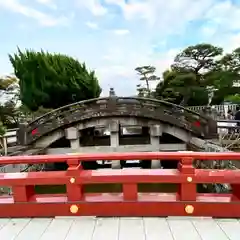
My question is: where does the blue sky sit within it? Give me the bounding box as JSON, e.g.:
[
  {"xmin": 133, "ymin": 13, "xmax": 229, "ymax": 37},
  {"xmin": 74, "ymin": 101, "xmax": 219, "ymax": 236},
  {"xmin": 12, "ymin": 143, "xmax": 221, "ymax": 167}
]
[{"xmin": 0, "ymin": 0, "xmax": 240, "ymax": 96}]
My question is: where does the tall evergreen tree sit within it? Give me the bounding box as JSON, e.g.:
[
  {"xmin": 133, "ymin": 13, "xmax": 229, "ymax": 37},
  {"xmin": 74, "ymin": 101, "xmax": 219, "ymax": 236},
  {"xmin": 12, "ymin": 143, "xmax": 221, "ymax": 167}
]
[{"xmin": 9, "ymin": 48, "xmax": 101, "ymax": 111}]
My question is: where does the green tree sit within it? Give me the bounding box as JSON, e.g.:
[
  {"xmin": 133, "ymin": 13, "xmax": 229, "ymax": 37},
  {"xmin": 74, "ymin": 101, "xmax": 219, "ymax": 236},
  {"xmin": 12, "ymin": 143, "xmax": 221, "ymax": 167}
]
[
  {"xmin": 155, "ymin": 70, "xmax": 181, "ymax": 103},
  {"xmin": 0, "ymin": 76, "xmax": 19, "ymax": 130},
  {"xmin": 0, "ymin": 75, "xmax": 18, "ymax": 93},
  {"xmin": 136, "ymin": 84, "xmax": 148, "ymax": 97},
  {"xmin": 225, "ymin": 94, "xmax": 240, "ymax": 104},
  {"xmin": 135, "ymin": 66, "xmax": 160, "ymax": 97},
  {"xmin": 155, "ymin": 70, "xmax": 208, "ymax": 106},
  {"xmin": 9, "ymin": 48, "xmax": 102, "ymax": 111},
  {"xmin": 209, "ymin": 47, "xmax": 240, "ymax": 104},
  {"xmin": 156, "ymin": 43, "xmax": 224, "ymax": 106},
  {"xmin": 172, "ymin": 43, "xmax": 223, "ymax": 77}
]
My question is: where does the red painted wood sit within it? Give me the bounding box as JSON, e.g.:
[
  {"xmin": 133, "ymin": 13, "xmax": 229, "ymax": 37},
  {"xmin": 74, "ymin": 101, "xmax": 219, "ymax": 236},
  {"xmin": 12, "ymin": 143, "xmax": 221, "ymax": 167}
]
[
  {"xmin": 12, "ymin": 186, "xmax": 35, "ymax": 202},
  {"xmin": 2, "ymin": 169, "xmax": 240, "ymax": 186},
  {"xmin": 1, "ymin": 152, "xmax": 240, "ymax": 165},
  {"xmin": 231, "ymin": 184, "xmax": 240, "ymax": 200},
  {"xmin": 66, "ymin": 183, "xmax": 83, "ymax": 201},
  {"xmin": 123, "ymin": 184, "xmax": 138, "ymax": 201},
  {"xmin": 0, "ymin": 171, "xmax": 67, "ymax": 185},
  {"xmin": 66, "ymin": 159, "xmax": 83, "ymax": 201},
  {"xmin": 66, "ymin": 159, "xmax": 82, "ymax": 175},
  {"xmin": 0, "ymin": 192, "xmax": 238, "ymax": 216},
  {"xmin": 178, "ymin": 183, "xmax": 196, "ymax": 201},
  {"xmin": 178, "ymin": 157, "xmax": 195, "ymax": 174},
  {"xmin": 177, "ymin": 157, "xmax": 196, "ymax": 201},
  {"xmin": 0, "ymin": 195, "xmax": 239, "ymax": 217},
  {"xmin": 0, "ymin": 152, "xmax": 240, "ymax": 217},
  {"xmin": 0, "ymin": 192, "xmax": 235, "ymax": 204}
]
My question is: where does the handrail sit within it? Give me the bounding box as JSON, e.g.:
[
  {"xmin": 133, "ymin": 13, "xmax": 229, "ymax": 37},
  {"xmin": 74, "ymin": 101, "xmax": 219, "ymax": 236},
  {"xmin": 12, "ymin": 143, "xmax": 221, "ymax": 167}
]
[
  {"xmin": 218, "ymin": 120, "xmax": 240, "ymax": 123},
  {"xmin": 28, "ymin": 96, "xmax": 208, "ymax": 126},
  {"xmin": 0, "ymin": 152, "xmax": 240, "ymax": 164},
  {"xmin": 28, "ymin": 97, "xmax": 104, "ymax": 125},
  {"xmin": 9, "ymin": 120, "xmax": 240, "ymax": 136},
  {"xmin": 0, "ymin": 152, "xmax": 240, "ymax": 218}
]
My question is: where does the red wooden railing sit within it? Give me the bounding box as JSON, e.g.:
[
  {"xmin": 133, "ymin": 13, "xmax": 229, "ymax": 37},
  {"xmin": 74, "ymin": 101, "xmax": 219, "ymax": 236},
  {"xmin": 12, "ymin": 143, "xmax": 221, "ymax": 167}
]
[{"xmin": 0, "ymin": 152, "xmax": 240, "ymax": 218}]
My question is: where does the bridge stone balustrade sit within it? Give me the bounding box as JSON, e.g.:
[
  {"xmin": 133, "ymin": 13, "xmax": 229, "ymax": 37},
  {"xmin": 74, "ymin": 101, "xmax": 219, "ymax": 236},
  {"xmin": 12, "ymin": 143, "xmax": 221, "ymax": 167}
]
[{"xmin": 16, "ymin": 97, "xmax": 217, "ymax": 146}]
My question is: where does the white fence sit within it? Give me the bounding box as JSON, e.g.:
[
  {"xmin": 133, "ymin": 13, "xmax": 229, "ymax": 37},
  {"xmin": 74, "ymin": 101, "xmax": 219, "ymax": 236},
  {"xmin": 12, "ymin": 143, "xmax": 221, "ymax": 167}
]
[
  {"xmin": 188, "ymin": 104, "xmax": 238, "ymax": 116},
  {"xmin": 4, "ymin": 129, "xmax": 17, "ymax": 144},
  {"xmin": 0, "ymin": 129, "xmax": 17, "ymax": 155}
]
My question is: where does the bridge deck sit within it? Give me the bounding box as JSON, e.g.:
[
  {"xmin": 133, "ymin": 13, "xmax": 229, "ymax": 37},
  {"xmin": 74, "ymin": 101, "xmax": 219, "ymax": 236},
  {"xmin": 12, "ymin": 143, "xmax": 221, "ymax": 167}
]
[{"xmin": 0, "ymin": 217, "xmax": 239, "ymax": 240}]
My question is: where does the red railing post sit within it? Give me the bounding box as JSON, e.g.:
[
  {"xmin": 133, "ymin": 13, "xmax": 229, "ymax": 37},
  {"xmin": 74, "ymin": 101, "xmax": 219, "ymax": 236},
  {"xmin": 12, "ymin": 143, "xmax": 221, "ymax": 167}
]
[
  {"xmin": 66, "ymin": 159, "xmax": 83, "ymax": 201},
  {"xmin": 123, "ymin": 183, "xmax": 138, "ymax": 201},
  {"xmin": 12, "ymin": 185, "xmax": 35, "ymax": 202},
  {"xmin": 178, "ymin": 157, "xmax": 196, "ymax": 201},
  {"xmin": 1, "ymin": 152, "xmax": 240, "ymax": 218},
  {"xmin": 231, "ymin": 184, "xmax": 240, "ymax": 201}
]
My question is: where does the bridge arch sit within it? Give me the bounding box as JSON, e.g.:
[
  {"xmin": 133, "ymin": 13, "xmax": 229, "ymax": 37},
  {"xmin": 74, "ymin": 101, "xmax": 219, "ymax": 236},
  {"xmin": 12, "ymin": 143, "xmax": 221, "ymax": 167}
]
[
  {"xmin": 17, "ymin": 96, "xmax": 216, "ymax": 147},
  {"xmin": 32, "ymin": 118, "xmax": 191, "ymax": 150}
]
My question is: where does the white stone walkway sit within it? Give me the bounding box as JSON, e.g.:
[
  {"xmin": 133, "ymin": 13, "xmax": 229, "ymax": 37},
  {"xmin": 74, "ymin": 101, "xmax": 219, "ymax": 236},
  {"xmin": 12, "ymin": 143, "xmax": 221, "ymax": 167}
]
[{"xmin": 0, "ymin": 217, "xmax": 240, "ymax": 240}]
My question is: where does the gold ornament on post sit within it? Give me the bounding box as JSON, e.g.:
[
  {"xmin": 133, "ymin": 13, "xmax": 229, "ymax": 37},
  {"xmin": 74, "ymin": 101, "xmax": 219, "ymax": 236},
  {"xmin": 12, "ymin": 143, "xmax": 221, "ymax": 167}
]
[
  {"xmin": 70, "ymin": 177, "xmax": 75, "ymax": 184},
  {"xmin": 187, "ymin": 177, "xmax": 192, "ymax": 182},
  {"xmin": 70, "ymin": 205, "xmax": 79, "ymax": 214},
  {"xmin": 185, "ymin": 205, "xmax": 194, "ymax": 214}
]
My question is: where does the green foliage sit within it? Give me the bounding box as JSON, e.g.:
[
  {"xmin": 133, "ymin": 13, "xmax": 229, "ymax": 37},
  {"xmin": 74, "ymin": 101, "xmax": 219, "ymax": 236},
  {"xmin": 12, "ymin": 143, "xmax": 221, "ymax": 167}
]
[
  {"xmin": 17, "ymin": 105, "xmax": 52, "ymax": 122},
  {"xmin": 0, "ymin": 121, "xmax": 6, "ymax": 136},
  {"xmin": 172, "ymin": 43, "xmax": 223, "ymax": 75},
  {"xmin": 155, "ymin": 69, "xmax": 208, "ymax": 106},
  {"xmin": 0, "ymin": 75, "xmax": 18, "ymax": 93},
  {"xmin": 9, "ymin": 48, "xmax": 101, "ymax": 111},
  {"xmin": 135, "ymin": 65, "xmax": 160, "ymax": 97},
  {"xmin": 136, "ymin": 84, "xmax": 148, "ymax": 97},
  {"xmin": 225, "ymin": 94, "xmax": 240, "ymax": 104},
  {"xmin": 0, "ymin": 76, "xmax": 19, "ymax": 127},
  {"xmin": 153, "ymin": 43, "xmax": 240, "ymax": 106},
  {"xmin": 209, "ymin": 48, "xmax": 240, "ymax": 104}
]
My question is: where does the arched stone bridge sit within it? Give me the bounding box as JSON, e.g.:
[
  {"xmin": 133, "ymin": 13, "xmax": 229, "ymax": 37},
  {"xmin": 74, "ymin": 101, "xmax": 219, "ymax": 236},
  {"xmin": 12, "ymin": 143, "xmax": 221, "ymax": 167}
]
[{"xmin": 17, "ymin": 96, "xmax": 217, "ymax": 149}]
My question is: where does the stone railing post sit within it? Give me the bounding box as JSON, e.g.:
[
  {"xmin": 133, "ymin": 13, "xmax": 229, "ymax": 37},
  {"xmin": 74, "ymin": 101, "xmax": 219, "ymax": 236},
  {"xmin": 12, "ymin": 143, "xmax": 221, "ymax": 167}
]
[
  {"xmin": 17, "ymin": 123, "xmax": 28, "ymax": 145},
  {"xmin": 65, "ymin": 127, "xmax": 80, "ymax": 150},
  {"xmin": 150, "ymin": 124, "xmax": 162, "ymax": 168}
]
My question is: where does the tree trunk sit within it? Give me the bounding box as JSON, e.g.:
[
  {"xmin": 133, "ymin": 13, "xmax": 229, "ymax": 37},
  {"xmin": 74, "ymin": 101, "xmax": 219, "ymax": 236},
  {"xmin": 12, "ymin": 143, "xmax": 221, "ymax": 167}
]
[{"xmin": 146, "ymin": 80, "xmax": 150, "ymax": 96}]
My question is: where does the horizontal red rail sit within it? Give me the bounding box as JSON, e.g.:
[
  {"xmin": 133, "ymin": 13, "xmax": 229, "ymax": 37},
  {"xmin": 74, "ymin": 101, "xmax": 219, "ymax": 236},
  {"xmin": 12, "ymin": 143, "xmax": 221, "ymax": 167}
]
[
  {"xmin": 0, "ymin": 152, "xmax": 240, "ymax": 218},
  {"xmin": 1, "ymin": 169, "xmax": 240, "ymax": 185},
  {"xmin": 0, "ymin": 152, "xmax": 240, "ymax": 164}
]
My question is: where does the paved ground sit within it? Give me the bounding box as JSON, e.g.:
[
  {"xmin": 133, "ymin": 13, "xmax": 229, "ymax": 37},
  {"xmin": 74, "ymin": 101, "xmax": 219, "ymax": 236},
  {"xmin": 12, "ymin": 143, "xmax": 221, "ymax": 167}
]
[{"xmin": 0, "ymin": 217, "xmax": 240, "ymax": 240}]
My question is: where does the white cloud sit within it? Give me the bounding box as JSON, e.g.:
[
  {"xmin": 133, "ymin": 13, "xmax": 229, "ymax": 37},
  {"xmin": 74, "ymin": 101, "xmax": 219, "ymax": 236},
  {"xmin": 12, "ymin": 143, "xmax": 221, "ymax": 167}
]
[
  {"xmin": 227, "ymin": 33, "xmax": 240, "ymax": 51},
  {"xmin": 75, "ymin": 0, "xmax": 107, "ymax": 16},
  {"xmin": 98, "ymin": 0, "xmax": 240, "ymax": 92},
  {"xmin": 36, "ymin": 0, "xmax": 57, "ymax": 10},
  {"xmin": 105, "ymin": 0, "xmax": 214, "ymax": 33},
  {"xmin": 204, "ymin": 1, "xmax": 240, "ymax": 31},
  {"xmin": 2, "ymin": 0, "xmax": 240, "ymax": 96},
  {"xmin": 198, "ymin": 1, "xmax": 240, "ymax": 52},
  {"xmin": 85, "ymin": 21, "xmax": 99, "ymax": 29},
  {"xmin": 97, "ymin": 38, "xmax": 180, "ymax": 95},
  {"xmin": 113, "ymin": 29, "xmax": 130, "ymax": 35},
  {"xmin": 201, "ymin": 26, "xmax": 217, "ymax": 38},
  {"xmin": 0, "ymin": 0, "xmax": 69, "ymax": 26},
  {"xmin": 36, "ymin": 0, "xmax": 53, "ymax": 4}
]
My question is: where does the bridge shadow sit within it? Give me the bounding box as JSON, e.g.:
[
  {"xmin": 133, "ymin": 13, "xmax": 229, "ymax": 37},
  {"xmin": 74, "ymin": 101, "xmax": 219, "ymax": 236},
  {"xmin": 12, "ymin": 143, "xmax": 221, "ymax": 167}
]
[{"xmin": 34, "ymin": 183, "xmax": 210, "ymax": 195}]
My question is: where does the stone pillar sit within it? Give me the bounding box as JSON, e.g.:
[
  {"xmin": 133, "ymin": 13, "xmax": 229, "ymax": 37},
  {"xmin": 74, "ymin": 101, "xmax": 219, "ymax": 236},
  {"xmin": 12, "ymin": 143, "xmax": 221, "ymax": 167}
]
[
  {"xmin": 109, "ymin": 121, "xmax": 120, "ymax": 169},
  {"xmin": 17, "ymin": 123, "xmax": 28, "ymax": 145},
  {"xmin": 65, "ymin": 127, "xmax": 80, "ymax": 150},
  {"xmin": 150, "ymin": 124, "xmax": 162, "ymax": 169}
]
